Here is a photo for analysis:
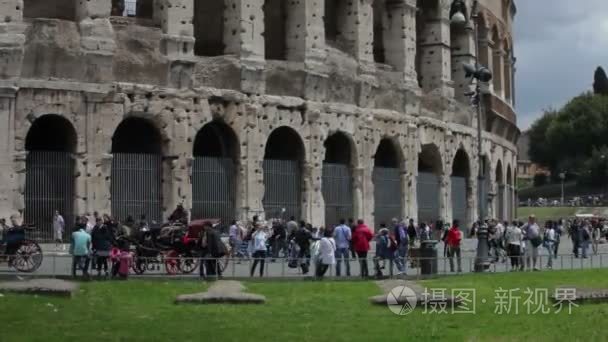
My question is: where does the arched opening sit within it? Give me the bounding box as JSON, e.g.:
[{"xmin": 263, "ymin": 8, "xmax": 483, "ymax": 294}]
[
  {"xmin": 25, "ymin": 115, "xmax": 77, "ymax": 241},
  {"xmin": 324, "ymin": 0, "xmax": 351, "ymax": 56},
  {"xmin": 194, "ymin": 0, "xmax": 225, "ymax": 56},
  {"xmin": 264, "ymin": 0, "xmax": 288, "ymax": 60},
  {"xmin": 451, "ymin": 149, "xmax": 471, "ymax": 228},
  {"xmin": 495, "ymin": 160, "xmax": 504, "ymax": 221},
  {"xmin": 417, "ymin": 144, "xmax": 442, "ymax": 224},
  {"xmin": 373, "ymin": 138, "xmax": 403, "ymax": 226},
  {"xmin": 372, "ymin": 0, "xmax": 386, "ymax": 64},
  {"xmin": 491, "ymin": 26, "xmax": 503, "ymax": 96},
  {"xmin": 111, "ymin": 117, "xmax": 163, "ymax": 223},
  {"xmin": 477, "ymin": 15, "xmax": 489, "ymax": 67},
  {"xmin": 506, "ymin": 165, "xmax": 513, "ymax": 221},
  {"xmin": 263, "ymin": 127, "xmax": 304, "ymax": 220},
  {"xmin": 323, "ymin": 132, "xmax": 355, "ymax": 227},
  {"xmin": 110, "ymin": 0, "xmax": 154, "ymax": 19},
  {"xmin": 192, "ymin": 121, "xmax": 239, "ymax": 222},
  {"xmin": 415, "ymin": 0, "xmax": 440, "ymax": 91},
  {"xmin": 24, "ymin": 0, "xmax": 76, "ymax": 21}
]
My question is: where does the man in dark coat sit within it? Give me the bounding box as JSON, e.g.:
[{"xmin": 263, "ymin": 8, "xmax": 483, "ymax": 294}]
[{"xmin": 199, "ymin": 221, "xmax": 226, "ymax": 278}]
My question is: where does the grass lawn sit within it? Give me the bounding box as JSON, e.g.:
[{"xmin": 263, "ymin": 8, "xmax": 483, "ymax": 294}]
[
  {"xmin": 2, "ymin": 270, "xmax": 608, "ymax": 341},
  {"xmin": 517, "ymin": 206, "xmax": 608, "ymax": 221}
]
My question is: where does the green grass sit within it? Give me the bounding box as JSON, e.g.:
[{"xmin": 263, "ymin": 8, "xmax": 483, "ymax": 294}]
[
  {"xmin": 2, "ymin": 270, "xmax": 608, "ymax": 341},
  {"xmin": 517, "ymin": 206, "xmax": 608, "ymax": 221}
]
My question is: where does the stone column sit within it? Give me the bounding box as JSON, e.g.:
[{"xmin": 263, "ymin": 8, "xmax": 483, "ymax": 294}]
[
  {"xmin": 224, "ymin": 0, "xmax": 265, "ymax": 94},
  {"xmin": 75, "ymin": 0, "xmax": 116, "ymax": 83},
  {"xmin": 353, "ymin": 166, "xmax": 365, "ymax": 225},
  {"xmin": 285, "ymin": 1, "xmax": 328, "ymax": 101},
  {"xmin": 0, "ymin": 88, "xmax": 18, "ymax": 219},
  {"xmin": 417, "ymin": 3, "xmax": 454, "ymax": 97},
  {"xmin": 156, "ymin": 0, "xmax": 196, "ymax": 89},
  {"xmin": 240, "ymin": 105, "xmax": 265, "ymax": 221},
  {"xmin": 405, "ymin": 123, "xmax": 419, "ymax": 221},
  {"xmin": 478, "ymin": 38, "xmax": 493, "ymax": 92},
  {"xmin": 0, "ymin": 0, "xmax": 25, "ymax": 80},
  {"xmin": 451, "ymin": 24, "xmax": 476, "ymax": 103},
  {"xmin": 383, "ymin": 0, "xmax": 418, "ymax": 85},
  {"xmin": 162, "ymin": 107, "xmax": 191, "ymax": 220},
  {"xmin": 440, "ymin": 173, "xmax": 451, "ymax": 225}
]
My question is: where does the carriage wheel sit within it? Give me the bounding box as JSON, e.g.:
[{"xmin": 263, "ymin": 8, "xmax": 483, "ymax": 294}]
[
  {"xmin": 10, "ymin": 240, "xmax": 43, "ymax": 273},
  {"xmin": 177, "ymin": 254, "xmax": 200, "ymax": 274},
  {"xmin": 164, "ymin": 250, "xmax": 180, "ymax": 275},
  {"xmin": 132, "ymin": 256, "xmax": 147, "ymax": 275}
]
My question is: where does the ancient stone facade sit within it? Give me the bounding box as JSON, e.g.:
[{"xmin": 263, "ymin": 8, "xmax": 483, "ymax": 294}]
[{"xmin": 0, "ymin": 0, "xmax": 519, "ymax": 232}]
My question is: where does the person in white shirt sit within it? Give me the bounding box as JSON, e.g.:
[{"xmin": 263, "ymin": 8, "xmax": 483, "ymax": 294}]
[
  {"xmin": 250, "ymin": 224, "xmax": 269, "ymax": 277},
  {"xmin": 53, "ymin": 210, "xmax": 65, "ymax": 251},
  {"xmin": 505, "ymin": 221, "xmax": 523, "ymax": 271},
  {"xmin": 316, "ymin": 228, "xmax": 336, "ymax": 278},
  {"xmin": 543, "ymin": 221, "xmax": 556, "ymax": 269}
]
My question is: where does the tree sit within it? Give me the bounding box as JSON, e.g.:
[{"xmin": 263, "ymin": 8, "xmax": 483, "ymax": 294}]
[
  {"xmin": 578, "ymin": 146, "xmax": 608, "ymax": 186},
  {"xmin": 593, "ymin": 66, "xmax": 608, "ymax": 95},
  {"xmin": 528, "ymin": 109, "xmax": 557, "ymax": 169}
]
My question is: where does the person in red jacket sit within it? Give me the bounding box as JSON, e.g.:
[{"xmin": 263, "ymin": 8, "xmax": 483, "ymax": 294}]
[
  {"xmin": 352, "ymin": 219, "xmax": 373, "ymax": 278},
  {"xmin": 446, "ymin": 220, "xmax": 463, "ymax": 273}
]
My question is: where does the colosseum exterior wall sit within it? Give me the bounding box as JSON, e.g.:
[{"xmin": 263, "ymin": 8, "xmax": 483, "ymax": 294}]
[{"xmin": 0, "ymin": 0, "xmax": 518, "ymax": 233}]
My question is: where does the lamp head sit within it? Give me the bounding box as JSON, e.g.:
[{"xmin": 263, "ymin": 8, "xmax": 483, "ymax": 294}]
[{"xmin": 450, "ymin": 11, "xmax": 466, "ymax": 26}]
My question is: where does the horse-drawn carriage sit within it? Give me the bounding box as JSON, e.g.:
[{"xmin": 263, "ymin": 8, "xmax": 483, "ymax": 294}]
[
  {"xmin": 120, "ymin": 219, "xmax": 220, "ymax": 275},
  {"xmin": 0, "ymin": 226, "xmax": 43, "ymax": 273}
]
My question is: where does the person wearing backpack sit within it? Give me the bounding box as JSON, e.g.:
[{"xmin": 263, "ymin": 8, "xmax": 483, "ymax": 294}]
[{"xmin": 373, "ymin": 227, "xmax": 394, "ymax": 278}]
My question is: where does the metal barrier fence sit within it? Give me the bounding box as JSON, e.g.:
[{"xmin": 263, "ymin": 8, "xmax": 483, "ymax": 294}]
[{"xmin": 3, "ymin": 252, "xmax": 608, "ymax": 280}]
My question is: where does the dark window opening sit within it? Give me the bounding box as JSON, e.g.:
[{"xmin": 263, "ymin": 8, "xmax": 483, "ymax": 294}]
[
  {"xmin": 110, "ymin": 0, "xmax": 154, "ymax": 19},
  {"xmin": 264, "ymin": 0, "xmax": 288, "ymax": 60},
  {"xmin": 26, "ymin": 115, "xmax": 77, "ymax": 153},
  {"xmin": 193, "ymin": 121, "xmax": 238, "ymax": 159},
  {"xmin": 452, "ymin": 149, "xmax": 470, "ymax": 177},
  {"xmin": 418, "ymin": 144, "xmax": 442, "ymax": 174},
  {"xmin": 324, "ymin": 132, "xmax": 352, "ymax": 165},
  {"xmin": 194, "ymin": 0, "xmax": 225, "ymax": 56},
  {"xmin": 265, "ymin": 127, "xmax": 304, "ymax": 161},
  {"xmin": 112, "ymin": 117, "xmax": 161, "ymax": 154},
  {"xmin": 375, "ymin": 139, "xmax": 399, "ymax": 168},
  {"xmin": 24, "ymin": 0, "xmax": 76, "ymax": 21},
  {"xmin": 324, "ymin": 0, "xmax": 339, "ymax": 43},
  {"xmin": 415, "ymin": 0, "xmax": 440, "ymax": 88},
  {"xmin": 495, "ymin": 161, "xmax": 504, "ymax": 185},
  {"xmin": 372, "ymin": 0, "xmax": 385, "ymax": 64}
]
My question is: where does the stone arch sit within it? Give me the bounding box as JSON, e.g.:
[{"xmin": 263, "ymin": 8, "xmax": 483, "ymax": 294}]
[
  {"xmin": 24, "ymin": 114, "xmax": 77, "ymax": 240},
  {"xmin": 263, "ymin": 126, "xmax": 306, "ymax": 220},
  {"xmin": 324, "ymin": 0, "xmax": 352, "ymax": 56},
  {"xmin": 451, "ymin": 148, "xmax": 472, "ymax": 225},
  {"xmin": 191, "ymin": 120, "xmax": 240, "ymax": 222},
  {"xmin": 111, "ymin": 116, "xmax": 164, "ymax": 223},
  {"xmin": 477, "ymin": 12, "xmax": 490, "ymax": 69},
  {"xmin": 417, "ymin": 143, "xmax": 443, "ymax": 224},
  {"xmin": 373, "ymin": 137, "xmax": 405, "ymax": 226},
  {"xmin": 323, "ymin": 131, "xmax": 357, "ymax": 227},
  {"xmin": 479, "ymin": 154, "xmax": 492, "ymax": 220}
]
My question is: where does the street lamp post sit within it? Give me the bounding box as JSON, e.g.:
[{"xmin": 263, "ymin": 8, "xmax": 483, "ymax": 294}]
[
  {"xmin": 559, "ymin": 172, "xmax": 566, "ymax": 206},
  {"xmin": 450, "ymin": 0, "xmax": 491, "ymax": 272}
]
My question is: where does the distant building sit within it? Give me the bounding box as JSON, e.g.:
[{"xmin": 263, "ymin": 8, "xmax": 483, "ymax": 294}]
[{"xmin": 517, "ymin": 132, "xmax": 550, "ymax": 181}]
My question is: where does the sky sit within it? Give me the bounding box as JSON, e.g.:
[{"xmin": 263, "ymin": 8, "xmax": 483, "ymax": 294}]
[{"xmin": 514, "ymin": 0, "xmax": 608, "ymax": 130}]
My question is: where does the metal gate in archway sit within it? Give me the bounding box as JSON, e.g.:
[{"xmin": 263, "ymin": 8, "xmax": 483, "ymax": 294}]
[
  {"xmin": 24, "ymin": 151, "xmax": 74, "ymax": 242},
  {"xmin": 373, "ymin": 167, "xmax": 402, "ymax": 226},
  {"xmin": 323, "ymin": 163, "xmax": 353, "ymax": 227},
  {"xmin": 111, "ymin": 153, "xmax": 162, "ymax": 223},
  {"xmin": 263, "ymin": 159, "xmax": 301, "ymax": 220},
  {"xmin": 451, "ymin": 176, "xmax": 467, "ymax": 226},
  {"xmin": 417, "ymin": 172, "xmax": 440, "ymax": 224},
  {"xmin": 191, "ymin": 156, "xmax": 236, "ymax": 222}
]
